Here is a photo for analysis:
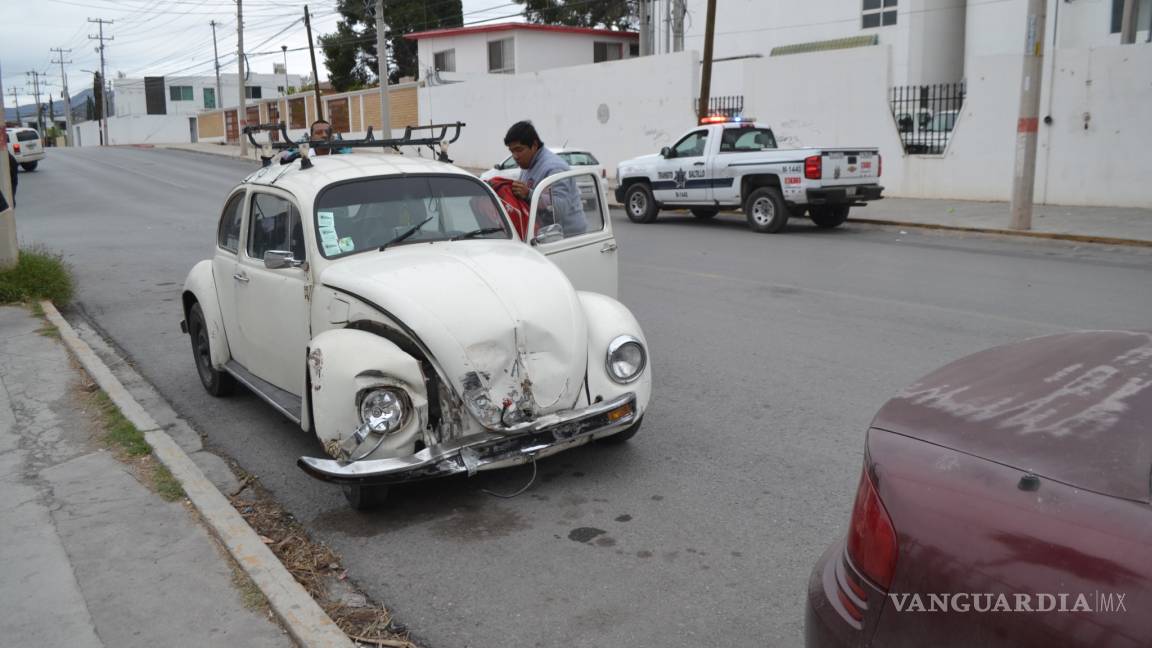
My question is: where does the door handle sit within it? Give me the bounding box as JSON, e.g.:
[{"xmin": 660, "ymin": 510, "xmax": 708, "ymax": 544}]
[
  {"xmin": 600, "ymin": 241, "xmax": 618, "ymax": 254},
  {"xmin": 233, "ymin": 271, "xmax": 250, "ymax": 283},
  {"xmin": 693, "ymin": 162, "xmax": 705, "ymax": 166}
]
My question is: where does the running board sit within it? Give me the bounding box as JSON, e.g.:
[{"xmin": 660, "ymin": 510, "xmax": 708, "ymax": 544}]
[{"xmin": 223, "ymin": 361, "xmax": 302, "ymax": 424}]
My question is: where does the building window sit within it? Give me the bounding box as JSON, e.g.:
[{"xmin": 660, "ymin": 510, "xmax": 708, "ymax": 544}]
[
  {"xmin": 434, "ymin": 49, "xmax": 456, "ymax": 72},
  {"xmin": 245, "ymin": 86, "xmax": 262, "ymax": 99},
  {"xmin": 169, "ymin": 85, "xmax": 194, "ymax": 101},
  {"xmin": 862, "ymin": 0, "xmax": 897, "ymax": 28},
  {"xmin": 629, "ymin": 43, "xmax": 640, "ymax": 57},
  {"xmin": 488, "ymin": 38, "xmax": 514, "ymax": 74},
  {"xmin": 277, "ymin": 86, "xmax": 284, "ymax": 95},
  {"xmin": 203, "ymin": 87, "xmax": 216, "ymax": 109},
  {"xmin": 1110, "ymin": 0, "xmax": 1151, "ymax": 33},
  {"xmin": 594, "ymin": 42, "xmax": 623, "ymax": 63}
]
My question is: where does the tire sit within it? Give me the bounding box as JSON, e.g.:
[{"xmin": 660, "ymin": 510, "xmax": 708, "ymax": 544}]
[
  {"xmin": 624, "ymin": 183, "xmax": 659, "ymax": 223},
  {"xmin": 810, "ymin": 205, "xmax": 849, "ymax": 229},
  {"xmin": 188, "ymin": 303, "xmax": 236, "ymax": 397},
  {"xmin": 342, "ymin": 484, "xmax": 390, "ymax": 511},
  {"xmin": 743, "ymin": 187, "xmax": 789, "ymax": 233},
  {"xmin": 691, "ymin": 209, "xmax": 718, "ymax": 219},
  {"xmin": 597, "ymin": 417, "xmax": 643, "ymax": 445},
  {"xmin": 20, "ymin": 161, "xmax": 38, "ymax": 171}
]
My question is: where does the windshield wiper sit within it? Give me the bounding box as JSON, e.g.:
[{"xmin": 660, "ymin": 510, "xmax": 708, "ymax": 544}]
[
  {"xmin": 379, "ymin": 216, "xmax": 435, "ymax": 251},
  {"xmin": 450, "ymin": 227, "xmax": 505, "ymax": 241}
]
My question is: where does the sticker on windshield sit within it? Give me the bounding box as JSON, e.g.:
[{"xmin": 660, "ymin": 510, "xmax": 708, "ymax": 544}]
[
  {"xmin": 338, "ymin": 237, "xmax": 355, "ymax": 253},
  {"xmin": 319, "ymin": 228, "xmax": 338, "ymax": 244},
  {"xmin": 322, "ymin": 241, "xmax": 341, "ymax": 256},
  {"xmin": 317, "ymin": 211, "xmax": 334, "ymax": 227}
]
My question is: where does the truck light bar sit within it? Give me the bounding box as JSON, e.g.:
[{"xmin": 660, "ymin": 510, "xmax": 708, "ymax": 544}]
[{"xmin": 698, "ymin": 114, "xmax": 757, "ymax": 126}]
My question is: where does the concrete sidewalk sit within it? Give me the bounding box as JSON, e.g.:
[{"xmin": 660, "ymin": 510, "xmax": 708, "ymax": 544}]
[
  {"xmin": 155, "ymin": 141, "xmax": 1152, "ymax": 246},
  {"xmin": 0, "ymin": 305, "xmax": 291, "ymax": 647}
]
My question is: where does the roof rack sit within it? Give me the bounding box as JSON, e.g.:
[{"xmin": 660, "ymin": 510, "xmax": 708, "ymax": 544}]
[{"xmin": 241, "ymin": 121, "xmax": 466, "ymax": 167}]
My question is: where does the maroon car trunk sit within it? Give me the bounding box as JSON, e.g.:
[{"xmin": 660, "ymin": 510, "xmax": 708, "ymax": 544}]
[{"xmin": 864, "ymin": 331, "xmax": 1152, "ymax": 647}]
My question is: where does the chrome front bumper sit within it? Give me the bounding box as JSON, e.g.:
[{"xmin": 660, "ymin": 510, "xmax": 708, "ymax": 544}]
[{"xmin": 297, "ymin": 392, "xmax": 638, "ymax": 485}]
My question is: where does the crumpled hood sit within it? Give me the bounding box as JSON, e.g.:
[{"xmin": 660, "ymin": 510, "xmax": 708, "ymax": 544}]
[{"xmin": 321, "ymin": 240, "xmax": 588, "ymax": 426}]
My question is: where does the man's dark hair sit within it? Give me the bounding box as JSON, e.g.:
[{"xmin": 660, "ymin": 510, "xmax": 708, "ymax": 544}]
[
  {"xmin": 310, "ymin": 119, "xmax": 332, "ymax": 134},
  {"xmin": 504, "ymin": 120, "xmax": 543, "ymax": 148}
]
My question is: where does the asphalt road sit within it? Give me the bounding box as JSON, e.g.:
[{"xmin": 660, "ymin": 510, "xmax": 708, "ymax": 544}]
[{"xmin": 14, "ymin": 147, "xmax": 1152, "ymax": 648}]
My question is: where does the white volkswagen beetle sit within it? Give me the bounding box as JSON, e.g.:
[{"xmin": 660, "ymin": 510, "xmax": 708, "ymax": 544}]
[{"xmin": 181, "ymin": 144, "xmax": 650, "ymax": 509}]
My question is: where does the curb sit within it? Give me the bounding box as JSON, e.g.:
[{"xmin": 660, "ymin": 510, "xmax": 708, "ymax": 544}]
[
  {"xmin": 40, "ymin": 301, "xmax": 355, "ymax": 648},
  {"xmin": 846, "ymin": 217, "xmax": 1152, "ymax": 248}
]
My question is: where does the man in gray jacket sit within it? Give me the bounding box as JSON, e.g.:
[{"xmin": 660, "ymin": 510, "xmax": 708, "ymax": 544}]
[{"xmin": 503, "ymin": 121, "xmax": 585, "ymax": 236}]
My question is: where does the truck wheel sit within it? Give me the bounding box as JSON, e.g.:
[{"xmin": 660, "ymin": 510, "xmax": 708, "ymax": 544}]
[
  {"xmin": 691, "ymin": 209, "xmax": 718, "ymax": 219},
  {"xmin": 20, "ymin": 161, "xmax": 38, "ymax": 172},
  {"xmin": 188, "ymin": 303, "xmax": 236, "ymax": 397},
  {"xmin": 624, "ymin": 184, "xmax": 659, "ymax": 223},
  {"xmin": 343, "ymin": 484, "xmax": 389, "ymax": 511},
  {"xmin": 744, "ymin": 187, "xmax": 789, "ymax": 233},
  {"xmin": 810, "ymin": 206, "xmax": 849, "ymax": 229}
]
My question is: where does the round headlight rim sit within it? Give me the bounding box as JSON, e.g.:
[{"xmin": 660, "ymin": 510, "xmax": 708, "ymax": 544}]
[
  {"xmin": 357, "ymin": 386, "xmax": 411, "ymax": 435},
  {"xmin": 606, "ymin": 334, "xmax": 647, "ymax": 384}
]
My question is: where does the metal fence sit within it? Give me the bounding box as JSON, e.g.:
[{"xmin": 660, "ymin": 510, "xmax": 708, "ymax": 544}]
[
  {"xmin": 889, "ymin": 82, "xmax": 965, "ymax": 154},
  {"xmin": 697, "ymin": 95, "xmax": 744, "ymax": 119}
]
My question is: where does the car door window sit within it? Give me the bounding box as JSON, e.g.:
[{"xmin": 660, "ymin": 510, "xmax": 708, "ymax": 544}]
[
  {"xmin": 560, "ymin": 152, "xmax": 597, "ymax": 166},
  {"xmin": 719, "ymin": 128, "xmax": 777, "ymax": 152},
  {"xmin": 247, "ymin": 192, "xmax": 302, "ymax": 261},
  {"xmin": 672, "ymin": 130, "xmax": 709, "ymax": 158},
  {"xmin": 534, "ymin": 171, "xmax": 604, "ymax": 239},
  {"xmin": 217, "ymin": 192, "xmax": 245, "ymax": 253}
]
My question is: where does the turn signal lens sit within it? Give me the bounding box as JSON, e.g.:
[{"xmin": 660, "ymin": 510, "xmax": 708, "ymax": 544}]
[{"xmin": 846, "ymin": 467, "xmax": 898, "ymax": 590}]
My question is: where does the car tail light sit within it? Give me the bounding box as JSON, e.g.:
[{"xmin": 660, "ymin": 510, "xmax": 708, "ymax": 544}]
[
  {"xmin": 846, "ymin": 467, "xmax": 897, "ymax": 590},
  {"xmin": 601, "ymin": 168, "xmax": 606, "ymax": 179},
  {"xmin": 804, "ymin": 155, "xmax": 821, "ymax": 180},
  {"xmin": 13, "ymin": 143, "xmax": 20, "ymax": 153}
]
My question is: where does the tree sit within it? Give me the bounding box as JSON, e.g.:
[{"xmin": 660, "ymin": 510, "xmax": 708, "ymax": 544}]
[
  {"xmin": 320, "ymin": 0, "xmax": 463, "ymax": 91},
  {"xmin": 514, "ymin": 0, "xmax": 637, "ymax": 30},
  {"xmin": 48, "ymin": 94, "xmax": 56, "ymax": 125},
  {"xmin": 85, "ymin": 96, "xmax": 95, "ymax": 121}
]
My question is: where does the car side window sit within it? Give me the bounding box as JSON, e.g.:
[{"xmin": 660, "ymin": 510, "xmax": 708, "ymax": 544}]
[
  {"xmin": 247, "ymin": 192, "xmax": 302, "ymax": 261},
  {"xmin": 672, "ymin": 131, "xmax": 708, "ymax": 158},
  {"xmin": 536, "ymin": 171, "xmax": 604, "ymax": 240},
  {"xmin": 216, "ymin": 192, "xmax": 245, "ymax": 254}
]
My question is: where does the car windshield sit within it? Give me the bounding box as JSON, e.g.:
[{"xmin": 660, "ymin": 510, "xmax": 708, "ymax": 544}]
[
  {"xmin": 560, "ymin": 151, "xmax": 599, "ymax": 166},
  {"xmin": 314, "ymin": 175, "xmax": 511, "ymax": 259}
]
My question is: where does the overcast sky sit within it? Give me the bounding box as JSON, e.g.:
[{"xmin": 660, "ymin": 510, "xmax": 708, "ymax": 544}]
[{"xmin": 1, "ymin": 0, "xmax": 523, "ymax": 108}]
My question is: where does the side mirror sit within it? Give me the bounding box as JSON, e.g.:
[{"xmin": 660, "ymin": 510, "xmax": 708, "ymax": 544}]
[
  {"xmin": 660, "ymin": 146, "xmax": 673, "ymax": 159},
  {"xmin": 494, "ymin": 163, "xmax": 501, "ymax": 169},
  {"xmin": 532, "ymin": 223, "xmax": 564, "ymax": 246},
  {"xmin": 264, "ymin": 250, "xmax": 303, "ymax": 270}
]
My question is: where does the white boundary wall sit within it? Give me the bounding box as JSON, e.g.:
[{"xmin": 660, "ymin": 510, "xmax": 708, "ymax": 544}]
[
  {"xmin": 419, "ymin": 51, "xmax": 700, "ymax": 173},
  {"xmin": 73, "ymin": 114, "xmax": 194, "ymax": 147}
]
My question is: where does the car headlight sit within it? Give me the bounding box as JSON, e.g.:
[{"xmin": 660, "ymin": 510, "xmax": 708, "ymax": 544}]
[
  {"xmin": 606, "ymin": 335, "xmax": 646, "ymax": 384},
  {"xmin": 358, "ymin": 388, "xmax": 408, "ymax": 435}
]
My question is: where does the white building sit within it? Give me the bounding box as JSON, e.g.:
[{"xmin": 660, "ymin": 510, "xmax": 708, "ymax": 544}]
[
  {"xmin": 406, "ymin": 23, "xmax": 638, "ymax": 84},
  {"xmin": 113, "ymin": 72, "xmax": 303, "ymax": 118}
]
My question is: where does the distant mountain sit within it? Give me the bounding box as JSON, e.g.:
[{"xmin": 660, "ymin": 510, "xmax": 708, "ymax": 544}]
[{"xmin": 4, "ymin": 88, "xmax": 99, "ymax": 125}]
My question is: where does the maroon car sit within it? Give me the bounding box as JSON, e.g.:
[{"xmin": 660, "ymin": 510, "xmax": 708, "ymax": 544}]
[{"xmin": 807, "ymin": 331, "xmax": 1152, "ymax": 647}]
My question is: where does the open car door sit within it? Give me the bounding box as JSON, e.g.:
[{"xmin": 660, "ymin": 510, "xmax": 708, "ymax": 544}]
[{"xmin": 526, "ymin": 169, "xmax": 618, "ymax": 298}]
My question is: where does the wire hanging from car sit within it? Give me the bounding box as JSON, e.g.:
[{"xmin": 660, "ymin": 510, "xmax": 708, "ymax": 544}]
[{"xmin": 479, "ymin": 456, "xmax": 538, "ymax": 499}]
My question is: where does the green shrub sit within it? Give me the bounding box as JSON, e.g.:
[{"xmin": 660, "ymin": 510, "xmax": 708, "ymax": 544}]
[{"xmin": 0, "ymin": 247, "xmax": 74, "ymax": 304}]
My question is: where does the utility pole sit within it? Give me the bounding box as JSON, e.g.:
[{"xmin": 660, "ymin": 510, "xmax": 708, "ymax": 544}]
[
  {"xmin": 638, "ymin": 0, "xmax": 650, "ymax": 56},
  {"xmin": 236, "ymin": 0, "xmax": 247, "ymax": 156},
  {"xmin": 1119, "ymin": 0, "xmax": 1138, "ymax": 44},
  {"xmin": 0, "ymin": 59, "xmax": 17, "ymax": 270},
  {"xmin": 672, "ymin": 0, "xmax": 685, "ymax": 52},
  {"xmin": 88, "ymin": 18, "xmax": 113, "ymax": 146},
  {"xmin": 210, "ymin": 20, "xmax": 223, "ymax": 109},
  {"xmin": 1009, "ymin": 0, "xmax": 1046, "ymax": 230},
  {"xmin": 26, "ymin": 71, "xmax": 46, "ymax": 135},
  {"xmin": 304, "ymin": 5, "xmax": 324, "ymax": 122},
  {"xmin": 375, "ymin": 0, "xmax": 390, "ymax": 136},
  {"xmin": 8, "ymin": 87, "xmax": 20, "ymax": 124},
  {"xmin": 697, "ymin": 0, "xmax": 717, "ymax": 120},
  {"xmin": 281, "ymin": 45, "xmax": 289, "ymax": 96},
  {"xmin": 50, "ymin": 47, "xmax": 73, "ymax": 145}
]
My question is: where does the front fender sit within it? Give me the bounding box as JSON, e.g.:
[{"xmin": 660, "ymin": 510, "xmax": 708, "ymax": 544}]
[
  {"xmin": 577, "ymin": 291, "xmax": 652, "ymax": 417},
  {"xmin": 182, "ymin": 260, "xmax": 231, "ymax": 369},
  {"xmin": 308, "ymin": 328, "xmax": 429, "ymax": 458}
]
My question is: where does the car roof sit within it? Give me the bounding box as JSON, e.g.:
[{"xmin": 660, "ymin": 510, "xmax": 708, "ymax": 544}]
[{"xmin": 241, "ymin": 153, "xmax": 479, "ymax": 197}]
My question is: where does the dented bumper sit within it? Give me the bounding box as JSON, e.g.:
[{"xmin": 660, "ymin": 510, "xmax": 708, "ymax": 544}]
[{"xmin": 297, "ymin": 392, "xmax": 638, "ymax": 485}]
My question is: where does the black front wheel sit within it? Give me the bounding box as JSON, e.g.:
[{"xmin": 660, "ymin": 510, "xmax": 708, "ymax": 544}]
[
  {"xmin": 342, "ymin": 484, "xmax": 390, "ymax": 511},
  {"xmin": 188, "ymin": 303, "xmax": 236, "ymax": 397}
]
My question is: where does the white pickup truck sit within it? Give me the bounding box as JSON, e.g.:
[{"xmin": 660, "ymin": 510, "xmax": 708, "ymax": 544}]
[{"xmin": 614, "ymin": 118, "xmax": 884, "ymax": 233}]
